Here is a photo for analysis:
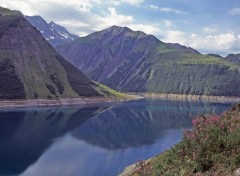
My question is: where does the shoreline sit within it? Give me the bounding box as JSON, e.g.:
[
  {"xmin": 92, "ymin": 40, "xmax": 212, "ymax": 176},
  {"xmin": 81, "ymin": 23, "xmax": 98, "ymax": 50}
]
[
  {"xmin": 119, "ymin": 157, "xmax": 153, "ymax": 176},
  {"xmin": 0, "ymin": 95, "xmax": 143, "ymax": 109},
  {"xmin": 131, "ymin": 93, "xmax": 240, "ymax": 103},
  {"xmin": 0, "ymin": 93, "xmax": 239, "ymax": 109}
]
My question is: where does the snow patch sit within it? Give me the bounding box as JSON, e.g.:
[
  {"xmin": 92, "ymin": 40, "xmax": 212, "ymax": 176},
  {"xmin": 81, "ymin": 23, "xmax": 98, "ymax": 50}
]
[{"xmin": 58, "ymin": 32, "xmax": 70, "ymax": 39}]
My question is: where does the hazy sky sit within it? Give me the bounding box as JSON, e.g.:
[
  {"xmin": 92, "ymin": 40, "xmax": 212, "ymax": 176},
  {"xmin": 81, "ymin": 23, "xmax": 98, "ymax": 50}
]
[{"xmin": 0, "ymin": 0, "xmax": 240, "ymax": 56}]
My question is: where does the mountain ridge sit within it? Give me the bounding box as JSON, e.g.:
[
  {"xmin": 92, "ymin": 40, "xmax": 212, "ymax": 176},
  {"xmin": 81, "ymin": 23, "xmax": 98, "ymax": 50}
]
[
  {"xmin": 58, "ymin": 25, "xmax": 240, "ymax": 97},
  {"xmin": 225, "ymin": 53, "xmax": 240, "ymax": 65},
  {"xmin": 26, "ymin": 15, "xmax": 79, "ymax": 47}
]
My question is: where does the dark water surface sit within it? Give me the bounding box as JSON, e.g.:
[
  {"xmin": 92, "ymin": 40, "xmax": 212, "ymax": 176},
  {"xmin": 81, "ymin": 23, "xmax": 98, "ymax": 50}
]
[{"xmin": 0, "ymin": 99, "xmax": 234, "ymax": 176}]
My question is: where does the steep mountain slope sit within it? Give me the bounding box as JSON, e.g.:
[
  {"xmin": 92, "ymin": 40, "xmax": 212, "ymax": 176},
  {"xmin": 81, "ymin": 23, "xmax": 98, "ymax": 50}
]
[
  {"xmin": 58, "ymin": 26, "xmax": 240, "ymax": 97},
  {"xmin": 26, "ymin": 16, "xmax": 79, "ymax": 47},
  {"xmin": 225, "ymin": 53, "xmax": 240, "ymax": 65},
  {"xmin": 0, "ymin": 6, "xmax": 112, "ymax": 100}
]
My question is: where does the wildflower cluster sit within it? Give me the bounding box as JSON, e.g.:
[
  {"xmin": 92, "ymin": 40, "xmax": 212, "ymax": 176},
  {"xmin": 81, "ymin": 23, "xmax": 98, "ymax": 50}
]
[
  {"xmin": 178, "ymin": 108, "xmax": 240, "ymax": 172},
  {"xmin": 133, "ymin": 160, "xmax": 151, "ymax": 176},
  {"xmin": 130, "ymin": 104, "xmax": 240, "ymax": 175}
]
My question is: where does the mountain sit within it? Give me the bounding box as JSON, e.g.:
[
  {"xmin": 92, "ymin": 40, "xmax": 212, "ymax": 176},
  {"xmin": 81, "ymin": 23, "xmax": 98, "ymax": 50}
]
[
  {"xmin": 0, "ymin": 6, "xmax": 114, "ymax": 100},
  {"xmin": 166, "ymin": 43, "xmax": 200, "ymax": 54},
  {"xmin": 207, "ymin": 54, "xmax": 223, "ymax": 58},
  {"xmin": 26, "ymin": 15, "xmax": 79, "ymax": 47},
  {"xmin": 225, "ymin": 53, "xmax": 240, "ymax": 65},
  {"xmin": 58, "ymin": 25, "xmax": 240, "ymax": 97}
]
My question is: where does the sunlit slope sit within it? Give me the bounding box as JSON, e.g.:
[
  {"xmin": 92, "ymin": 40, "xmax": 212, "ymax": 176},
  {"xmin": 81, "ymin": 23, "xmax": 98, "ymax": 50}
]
[{"xmin": 58, "ymin": 26, "xmax": 240, "ymax": 96}]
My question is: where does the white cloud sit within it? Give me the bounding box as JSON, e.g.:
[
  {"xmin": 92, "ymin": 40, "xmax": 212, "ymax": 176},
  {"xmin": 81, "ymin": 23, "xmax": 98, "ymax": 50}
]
[
  {"xmin": 162, "ymin": 30, "xmax": 188, "ymax": 44},
  {"xmin": 155, "ymin": 29, "xmax": 240, "ymax": 55},
  {"xmin": 121, "ymin": 0, "xmax": 144, "ymax": 5},
  {"xmin": 191, "ymin": 34, "xmax": 197, "ymax": 37},
  {"xmin": 147, "ymin": 5, "xmax": 188, "ymax": 14},
  {"xmin": 147, "ymin": 5, "xmax": 158, "ymax": 10},
  {"xmin": 95, "ymin": 7, "xmax": 134, "ymax": 30},
  {"xmin": 0, "ymin": 0, "xmax": 144, "ymax": 16},
  {"xmin": 0, "ymin": 0, "xmax": 36, "ymax": 15},
  {"xmin": 159, "ymin": 7, "xmax": 188, "ymax": 14},
  {"xmin": 163, "ymin": 19, "xmax": 172, "ymax": 27},
  {"xmin": 203, "ymin": 27, "xmax": 218, "ymax": 33},
  {"xmin": 228, "ymin": 8, "xmax": 240, "ymax": 15},
  {"xmin": 0, "ymin": 0, "xmax": 239, "ymax": 56},
  {"xmin": 128, "ymin": 23, "xmax": 162, "ymax": 36},
  {"xmin": 185, "ymin": 32, "xmax": 240, "ymax": 55}
]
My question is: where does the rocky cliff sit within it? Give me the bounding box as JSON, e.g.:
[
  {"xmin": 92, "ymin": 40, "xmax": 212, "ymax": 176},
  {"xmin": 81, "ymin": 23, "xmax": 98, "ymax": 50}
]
[{"xmin": 26, "ymin": 15, "xmax": 79, "ymax": 47}]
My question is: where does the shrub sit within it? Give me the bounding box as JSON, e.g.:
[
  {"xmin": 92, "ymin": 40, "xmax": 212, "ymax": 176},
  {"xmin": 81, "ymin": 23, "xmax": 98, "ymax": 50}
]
[{"xmin": 131, "ymin": 104, "xmax": 240, "ymax": 175}]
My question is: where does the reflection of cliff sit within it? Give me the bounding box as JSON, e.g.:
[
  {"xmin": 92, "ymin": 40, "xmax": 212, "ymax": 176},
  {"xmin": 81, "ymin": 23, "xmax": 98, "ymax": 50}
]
[
  {"xmin": 0, "ymin": 107, "xmax": 103, "ymax": 176},
  {"xmin": 72, "ymin": 100, "xmax": 227, "ymax": 150}
]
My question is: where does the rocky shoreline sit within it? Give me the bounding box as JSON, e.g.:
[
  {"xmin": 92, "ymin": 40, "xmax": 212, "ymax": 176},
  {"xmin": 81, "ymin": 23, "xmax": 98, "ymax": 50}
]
[
  {"xmin": 0, "ymin": 95, "xmax": 143, "ymax": 109},
  {"xmin": 1, "ymin": 93, "xmax": 239, "ymax": 109},
  {"xmin": 134, "ymin": 93, "xmax": 240, "ymax": 103}
]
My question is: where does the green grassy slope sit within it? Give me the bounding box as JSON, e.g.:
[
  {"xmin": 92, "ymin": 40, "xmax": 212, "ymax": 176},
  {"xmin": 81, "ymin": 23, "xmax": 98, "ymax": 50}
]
[
  {"xmin": 131, "ymin": 104, "xmax": 240, "ymax": 176},
  {"xmin": 58, "ymin": 26, "xmax": 240, "ymax": 97}
]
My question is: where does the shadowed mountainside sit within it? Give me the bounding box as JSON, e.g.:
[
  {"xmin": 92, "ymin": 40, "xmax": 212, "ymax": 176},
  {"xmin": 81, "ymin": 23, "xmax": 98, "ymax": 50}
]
[
  {"xmin": 0, "ymin": 6, "xmax": 115, "ymax": 100},
  {"xmin": 225, "ymin": 53, "xmax": 240, "ymax": 65}
]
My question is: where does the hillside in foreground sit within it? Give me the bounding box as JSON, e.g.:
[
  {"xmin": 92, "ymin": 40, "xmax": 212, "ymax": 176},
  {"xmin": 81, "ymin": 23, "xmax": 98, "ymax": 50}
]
[{"xmin": 129, "ymin": 103, "xmax": 240, "ymax": 176}]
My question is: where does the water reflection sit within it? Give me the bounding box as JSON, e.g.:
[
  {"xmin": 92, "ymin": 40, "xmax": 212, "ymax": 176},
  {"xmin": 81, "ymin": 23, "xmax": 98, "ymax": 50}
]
[
  {"xmin": 72, "ymin": 100, "xmax": 228, "ymax": 149},
  {"xmin": 0, "ymin": 107, "xmax": 104, "ymax": 176},
  {"xmin": 0, "ymin": 99, "xmax": 233, "ymax": 176}
]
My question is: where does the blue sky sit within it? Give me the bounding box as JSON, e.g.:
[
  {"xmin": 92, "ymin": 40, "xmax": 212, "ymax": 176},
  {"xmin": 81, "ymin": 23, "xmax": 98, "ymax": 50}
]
[{"xmin": 0, "ymin": 0, "xmax": 240, "ymax": 56}]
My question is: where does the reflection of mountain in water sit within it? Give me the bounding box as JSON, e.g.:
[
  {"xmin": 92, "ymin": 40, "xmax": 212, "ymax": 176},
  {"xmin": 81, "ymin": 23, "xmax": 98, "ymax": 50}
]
[
  {"xmin": 0, "ymin": 107, "xmax": 103, "ymax": 176},
  {"xmin": 0, "ymin": 100, "xmax": 232, "ymax": 175},
  {"xmin": 72, "ymin": 100, "xmax": 227, "ymax": 150}
]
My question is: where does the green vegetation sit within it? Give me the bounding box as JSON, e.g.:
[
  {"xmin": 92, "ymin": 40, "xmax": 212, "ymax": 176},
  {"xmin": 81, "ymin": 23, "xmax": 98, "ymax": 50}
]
[
  {"xmin": 58, "ymin": 26, "xmax": 240, "ymax": 97},
  {"xmin": 56, "ymin": 54, "xmax": 102, "ymax": 97},
  {"xmin": 96, "ymin": 83, "xmax": 131, "ymax": 99},
  {"xmin": 132, "ymin": 104, "xmax": 240, "ymax": 176},
  {"xmin": 0, "ymin": 57, "xmax": 25, "ymax": 99},
  {"xmin": 0, "ymin": 6, "xmax": 117, "ymax": 100},
  {"xmin": 176, "ymin": 54, "xmax": 239, "ymax": 71},
  {"xmin": 144, "ymin": 63, "xmax": 240, "ymax": 96},
  {"xmin": 0, "ymin": 6, "xmax": 21, "ymax": 16}
]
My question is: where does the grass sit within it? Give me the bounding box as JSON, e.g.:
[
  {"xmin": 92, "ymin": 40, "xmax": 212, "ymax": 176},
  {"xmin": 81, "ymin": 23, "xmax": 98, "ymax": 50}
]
[
  {"xmin": 131, "ymin": 103, "xmax": 240, "ymax": 176},
  {"xmin": 0, "ymin": 6, "xmax": 21, "ymax": 16},
  {"xmin": 96, "ymin": 83, "xmax": 132, "ymax": 99},
  {"xmin": 176, "ymin": 54, "xmax": 240, "ymax": 71}
]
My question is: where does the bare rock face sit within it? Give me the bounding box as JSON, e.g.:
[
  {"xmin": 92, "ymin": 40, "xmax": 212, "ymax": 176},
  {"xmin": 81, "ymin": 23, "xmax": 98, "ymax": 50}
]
[
  {"xmin": 26, "ymin": 16, "xmax": 79, "ymax": 47},
  {"xmin": 235, "ymin": 168, "xmax": 240, "ymax": 176},
  {"xmin": 58, "ymin": 25, "xmax": 240, "ymax": 97},
  {"xmin": 0, "ymin": 6, "xmax": 108, "ymax": 100}
]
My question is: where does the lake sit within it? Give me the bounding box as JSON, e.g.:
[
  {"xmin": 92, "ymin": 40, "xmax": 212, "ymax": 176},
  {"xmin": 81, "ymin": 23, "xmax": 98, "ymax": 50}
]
[{"xmin": 0, "ymin": 99, "xmax": 234, "ymax": 176}]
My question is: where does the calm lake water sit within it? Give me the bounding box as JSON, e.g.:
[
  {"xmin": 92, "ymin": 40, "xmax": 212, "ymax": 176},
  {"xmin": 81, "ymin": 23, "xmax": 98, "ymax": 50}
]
[{"xmin": 0, "ymin": 99, "xmax": 234, "ymax": 176}]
